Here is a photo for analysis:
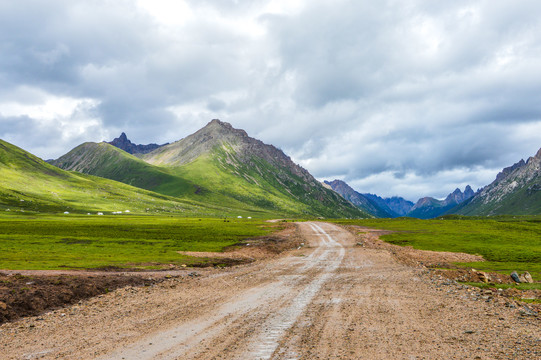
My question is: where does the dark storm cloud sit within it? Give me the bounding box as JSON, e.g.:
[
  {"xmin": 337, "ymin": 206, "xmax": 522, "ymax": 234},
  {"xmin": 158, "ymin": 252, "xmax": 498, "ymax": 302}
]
[{"xmin": 1, "ymin": 0, "xmax": 541, "ymax": 199}]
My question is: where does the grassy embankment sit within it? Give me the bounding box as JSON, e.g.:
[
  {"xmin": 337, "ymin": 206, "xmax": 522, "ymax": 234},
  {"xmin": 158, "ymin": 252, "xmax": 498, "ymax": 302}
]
[
  {"xmin": 331, "ymin": 216, "xmax": 541, "ymax": 287},
  {"xmin": 0, "ymin": 214, "xmax": 281, "ymax": 270}
]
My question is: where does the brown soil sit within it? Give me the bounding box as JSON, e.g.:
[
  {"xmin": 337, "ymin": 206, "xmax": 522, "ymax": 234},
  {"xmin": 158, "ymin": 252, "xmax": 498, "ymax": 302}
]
[
  {"xmin": 0, "ymin": 273, "xmax": 159, "ymax": 324},
  {"xmin": 1, "ymin": 223, "xmax": 539, "ymax": 359}
]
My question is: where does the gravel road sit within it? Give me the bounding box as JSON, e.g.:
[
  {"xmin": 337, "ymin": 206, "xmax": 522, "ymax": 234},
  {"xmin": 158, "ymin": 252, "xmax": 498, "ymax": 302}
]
[{"xmin": 2, "ymin": 222, "xmax": 540, "ymax": 359}]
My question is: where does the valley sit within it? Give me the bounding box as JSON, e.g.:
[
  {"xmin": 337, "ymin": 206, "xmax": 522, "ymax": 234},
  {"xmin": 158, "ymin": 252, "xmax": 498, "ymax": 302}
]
[{"xmin": 1, "ymin": 120, "xmax": 540, "ymax": 359}]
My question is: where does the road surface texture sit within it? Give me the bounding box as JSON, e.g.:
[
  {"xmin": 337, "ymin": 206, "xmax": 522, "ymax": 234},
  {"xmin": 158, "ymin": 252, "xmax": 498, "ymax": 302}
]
[{"xmin": 1, "ymin": 222, "xmax": 540, "ymax": 359}]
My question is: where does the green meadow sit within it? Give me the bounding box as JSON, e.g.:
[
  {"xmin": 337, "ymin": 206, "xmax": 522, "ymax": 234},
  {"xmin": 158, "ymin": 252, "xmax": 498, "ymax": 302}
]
[
  {"xmin": 0, "ymin": 214, "xmax": 280, "ymax": 270},
  {"xmin": 331, "ymin": 216, "xmax": 541, "ymax": 282}
]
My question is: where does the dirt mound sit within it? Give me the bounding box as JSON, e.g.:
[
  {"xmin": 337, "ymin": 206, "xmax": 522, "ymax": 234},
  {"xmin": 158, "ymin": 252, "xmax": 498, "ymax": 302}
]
[
  {"xmin": 179, "ymin": 222, "xmax": 303, "ymax": 266},
  {"xmin": 431, "ymin": 268, "xmax": 513, "ymax": 284},
  {"xmin": 0, "ymin": 273, "xmax": 158, "ymax": 324}
]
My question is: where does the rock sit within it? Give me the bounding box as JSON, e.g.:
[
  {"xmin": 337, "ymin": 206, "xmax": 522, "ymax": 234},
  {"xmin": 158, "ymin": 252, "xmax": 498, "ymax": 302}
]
[
  {"xmin": 478, "ymin": 272, "xmax": 490, "ymax": 283},
  {"xmin": 519, "ymin": 306, "xmax": 537, "ymax": 317},
  {"xmin": 519, "ymin": 271, "xmax": 533, "ymax": 284},
  {"xmin": 108, "ymin": 132, "xmax": 168, "ymax": 155},
  {"xmin": 511, "ymin": 271, "xmax": 521, "ymax": 283},
  {"xmin": 0, "ymin": 301, "xmax": 7, "ymax": 310}
]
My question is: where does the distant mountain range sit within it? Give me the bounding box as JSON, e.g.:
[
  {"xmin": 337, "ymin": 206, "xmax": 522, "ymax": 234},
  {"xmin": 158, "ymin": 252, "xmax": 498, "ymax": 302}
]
[
  {"xmin": 326, "ymin": 145, "xmax": 541, "ymax": 218},
  {"xmin": 325, "ymin": 179, "xmax": 475, "ymax": 219},
  {"xmin": 323, "ymin": 180, "xmax": 395, "ymax": 218},
  {"xmin": 49, "ymin": 120, "xmax": 367, "ymax": 218},
  {"xmin": 407, "ymin": 186, "xmax": 474, "ymax": 219}
]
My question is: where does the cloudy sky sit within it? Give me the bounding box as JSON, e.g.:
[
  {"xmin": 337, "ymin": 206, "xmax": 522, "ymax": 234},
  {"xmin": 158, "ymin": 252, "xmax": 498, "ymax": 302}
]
[{"xmin": 2, "ymin": 0, "xmax": 541, "ymax": 201}]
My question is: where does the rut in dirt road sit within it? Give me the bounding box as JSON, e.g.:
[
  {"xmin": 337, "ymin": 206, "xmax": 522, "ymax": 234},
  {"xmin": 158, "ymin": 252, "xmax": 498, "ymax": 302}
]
[
  {"xmin": 101, "ymin": 222, "xmax": 344, "ymax": 360},
  {"xmin": 244, "ymin": 223, "xmax": 345, "ymax": 359}
]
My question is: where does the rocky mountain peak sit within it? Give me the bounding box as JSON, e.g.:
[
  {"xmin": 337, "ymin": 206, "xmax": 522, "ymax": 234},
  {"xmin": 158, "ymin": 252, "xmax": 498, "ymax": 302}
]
[
  {"xmin": 204, "ymin": 119, "xmax": 248, "ymax": 137},
  {"xmin": 444, "ymin": 186, "xmax": 475, "ymax": 205},
  {"xmin": 535, "ymin": 147, "xmax": 541, "ymax": 160},
  {"xmin": 107, "ymin": 133, "xmax": 168, "ymax": 155}
]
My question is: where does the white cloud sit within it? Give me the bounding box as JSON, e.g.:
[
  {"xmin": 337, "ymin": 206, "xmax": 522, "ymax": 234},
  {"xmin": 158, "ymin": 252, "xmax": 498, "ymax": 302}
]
[{"xmin": 137, "ymin": 0, "xmax": 193, "ymax": 27}]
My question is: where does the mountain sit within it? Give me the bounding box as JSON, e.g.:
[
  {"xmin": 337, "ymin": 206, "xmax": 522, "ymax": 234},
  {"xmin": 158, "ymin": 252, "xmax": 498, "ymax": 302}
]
[
  {"xmin": 445, "ymin": 185, "xmax": 475, "ymax": 204},
  {"xmin": 324, "ymin": 179, "xmax": 414, "ymax": 218},
  {"xmin": 50, "ymin": 142, "xmax": 195, "ymax": 197},
  {"xmin": 362, "ymin": 193, "xmax": 414, "ymax": 217},
  {"xmin": 0, "ymin": 139, "xmax": 206, "ymax": 215},
  {"xmin": 325, "ymin": 178, "xmax": 474, "ymax": 219},
  {"xmin": 455, "ymin": 148, "xmax": 541, "ymax": 216},
  {"xmin": 408, "ymin": 186, "xmax": 475, "ymax": 219},
  {"xmin": 324, "ymin": 180, "xmax": 393, "ymax": 217},
  {"xmin": 52, "ymin": 120, "xmax": 368, "ymax": 218},
  {"xmin": 108, "ymin": 132, "xmax": 168, "ymax": 155}
]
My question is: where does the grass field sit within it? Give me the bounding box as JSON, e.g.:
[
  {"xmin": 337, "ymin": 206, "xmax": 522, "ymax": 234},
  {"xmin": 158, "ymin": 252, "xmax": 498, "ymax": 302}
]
[
  {"xmin": 331, "ymin": 216, "xmax": 541, "ymax": 282},
  {"xmin": 0, "ymin": 214, "xmax": 281, "ymax": 270}
]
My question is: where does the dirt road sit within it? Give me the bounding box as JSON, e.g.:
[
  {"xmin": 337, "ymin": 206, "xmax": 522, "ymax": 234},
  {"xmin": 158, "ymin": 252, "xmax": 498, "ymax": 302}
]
[{"xmin": 2, "ymin": 222, "xmax": 540, "ymax": 359}]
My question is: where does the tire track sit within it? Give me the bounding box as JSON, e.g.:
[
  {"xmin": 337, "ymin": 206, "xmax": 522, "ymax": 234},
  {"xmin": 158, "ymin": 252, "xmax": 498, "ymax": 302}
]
[
  {"xmin": 241, "ymin": 222, "xmax": 345, "ymax": 360},
  {"xmin": 101, "ymin": 222, "xmax": 344, "ymax": 360}
]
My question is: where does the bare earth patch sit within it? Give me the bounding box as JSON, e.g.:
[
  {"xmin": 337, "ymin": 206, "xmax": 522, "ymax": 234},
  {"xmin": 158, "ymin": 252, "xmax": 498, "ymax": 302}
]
[
  {"xmin": 179, "ymin": 222, "xmax": 303, "ymax": 263},
  {"xmin": 0, "ymin": 273, "xmax": 159, "ymax": 324}
]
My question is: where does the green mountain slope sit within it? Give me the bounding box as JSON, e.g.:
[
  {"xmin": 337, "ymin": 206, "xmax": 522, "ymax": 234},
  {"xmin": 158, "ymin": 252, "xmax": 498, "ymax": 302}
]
[
  {"xmin": 456, "ymin": 148, "xmax": 541, "ymax": 216},
  {"xmin": 142, "ymin": 120, "xmax": 367, "ymax": 218},
  {"xmin": 0, "ymin": 139, "xmax": 208, "ymax": 215},
  {"xmin": 53, "ymin": 120, "xmax": 368, "ymax": 218},
  {"xmin": 50, "ymin": 142, "xmax": 196, "ymax": 197}
]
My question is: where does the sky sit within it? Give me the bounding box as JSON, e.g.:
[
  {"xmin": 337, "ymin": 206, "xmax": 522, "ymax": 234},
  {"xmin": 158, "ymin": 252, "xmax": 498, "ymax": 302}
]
[{"xmin": 1, "ymin": 0, "xmax": 541, "ymax": 201}]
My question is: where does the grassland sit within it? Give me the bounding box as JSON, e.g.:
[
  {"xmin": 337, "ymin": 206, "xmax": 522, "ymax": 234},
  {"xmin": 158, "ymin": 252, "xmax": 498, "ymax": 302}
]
[
  {"xmin": 0, "ymin": 214, "xmax": 281, "ymax": 270},
  {"xmin": 331, "ymin": 216, "xmax": 541, "ymax": 282}
]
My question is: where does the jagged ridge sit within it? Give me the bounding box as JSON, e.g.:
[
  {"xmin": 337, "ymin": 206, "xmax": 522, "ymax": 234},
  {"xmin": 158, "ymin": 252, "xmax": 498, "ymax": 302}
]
[
  {"xmin": 456, "ymin": 147, "xmax": 541, "ymax": 215},
  {"xmin": 324, "ymin": 180, "xmax": 393, "ymax": 217},
  {"xmin": 108, "ymin": 133, "xmax": 168, "ymax": 155}
]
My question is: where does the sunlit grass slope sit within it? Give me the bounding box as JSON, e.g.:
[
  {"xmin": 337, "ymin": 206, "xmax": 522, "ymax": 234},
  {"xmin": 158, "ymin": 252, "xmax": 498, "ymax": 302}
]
[
  {"xmin": 0, "ymin": 139, "xmax": 227, "ymax": 215},
  {"xmin": 51, "ymin": 120, "xmax": 369, "ymax": 218},
  {"xmin": 51, "ymin": 142, "xmax": 196, "ymax": 197},
  {"xmin": 172, "ymin": 150, "xmax": 362, "ymax": 218}
]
